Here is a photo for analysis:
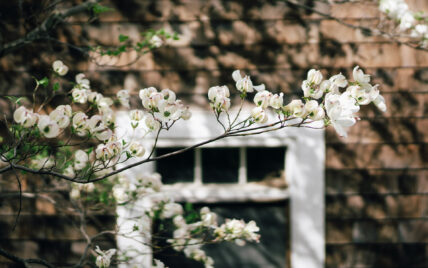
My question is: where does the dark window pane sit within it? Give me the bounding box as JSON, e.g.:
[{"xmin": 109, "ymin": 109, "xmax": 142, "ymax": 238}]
[
  {"xmin": 154, "ymin": 201, "xmax": 290, "ymax": 268},
  {"xmin": 202, "ymin": 148, "xmax": 239, "ymax": 183},
  {"xmin": 247, "ymin": 147, "xmax": 286, "ymax": 183},
  {"xmin": 156, "ymin": 148, "xmax": 194, "ymax": 184}
]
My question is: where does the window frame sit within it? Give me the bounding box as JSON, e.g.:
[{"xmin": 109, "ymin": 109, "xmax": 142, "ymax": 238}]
[{"xmin": 115, "ymin": 109, "xmax": 325, "ymax": 268}]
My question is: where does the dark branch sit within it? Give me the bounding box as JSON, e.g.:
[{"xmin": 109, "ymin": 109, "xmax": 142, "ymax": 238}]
[
  {"xmin": 10, "ymin": 167, "xmax": 22, "ymax": 231},
  {"xmin": 282, "ymin": 0, "xmax": 428, "ymax": 52},
  {"xmin": 0, "ymin": 247, "xmax": 55, "ymax": 268},
  {"xmin": 3, "ymin": 119, "xmax": 298, "ymax": 184},
  {"xmin": 0, "ymin": 0, "xmax": 100, "ymax": 57}
]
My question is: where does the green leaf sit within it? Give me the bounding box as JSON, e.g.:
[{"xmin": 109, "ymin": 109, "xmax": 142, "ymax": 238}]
[
  {"xmin": 184, "ymin": 202, "xmax": 193, "ymax": 212},
  {"xmin": 119, "ymin": 34, "xmax": 129, "ymax": 42},
  {"xmin": 118, "ymin": 45, "xmax": 126, "ymax": 53},
  {"xmin": 414, "ymin": 11, "xmax": 425, "ymax": 21},
  {"xmin": 5, "ymin": 96, "xmax": 24, "ymax": 105},
  {"xmin": 92, "ymin": 3, "xmax": 113, "ymax": 15},
  {"xmin": 53, "ymin": 82, "xmax": 60, "ymax": 91},
  {"xmin": 38, "ymin": 77, "xmax": 49, "ymax": 87}
]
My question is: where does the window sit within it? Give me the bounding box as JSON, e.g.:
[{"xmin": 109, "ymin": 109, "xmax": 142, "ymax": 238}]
[
  {"xmin": 156, "ymin": 146, "xmax": 288, "ymax": 203},
  {"xmin": 115, "ymin": 110, "xmax": 326, "ymax": 268},
  {"xmin": 156, "ymin": 147, "xmax": 286, "ymax": 184}
]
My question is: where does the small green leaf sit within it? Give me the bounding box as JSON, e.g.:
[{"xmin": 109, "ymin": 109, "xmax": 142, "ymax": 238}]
[
  {"xmin": 119, "ymin": 34, "xmax": 129, "ymax": 42},
  {"xmin": 5, "ymin": 96, "xmax": 24, "ymax": 105},
  {"xmin": 92, "ymin": 3, "xmax": 113, "ymax": 15},
  {"xmin": 414, "ymin": 11, "xmax": 425, "ymax": 21},
  {"xmin": 53, "ymin": 82, "xmax": 60, "ymax": 91},
  {"xmin": 38, "ymin": 77, "xmax": 49, "ymax": 87}
]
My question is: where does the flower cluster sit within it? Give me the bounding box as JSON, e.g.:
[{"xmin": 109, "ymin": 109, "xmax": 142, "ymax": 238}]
[
  {"xmin": 214, "ymin": 219, "xmax": 260, "ymax": 246},
  {"xmin": 166, "ymin": 206, "xmax": 216, "ymax": 268},
  {"xmin": 324, "ymin": 66, "xmax": 386, "ymax": 137},
  {"xmin": 208, "ymin": 67, "xmax": 386, "ymax": 137},
  {"xmin": 70, "ymin": 181, "xmax": 95, "ymax": 199},
  {"xmin": 71, "ymin": 73, "xmax": 117, "ymax": 118},
  {"xmin": 11, "ymin": 61, "xmax": 193, "ymax": 177},
  {"xmin": 165, "ymin": 205, "xmax": 259, "ymax": 268},
  {"xmin": 13, "ymin": 104, "xmax": 72, "ymax": 138},
  {"xmin": 379, "ymin": 0, "xmax": 428, "ymax": 47},
  {"xmin": 112, "ymin": 173, "xmax": 162, "ymax": 203},
  {"xmin": 139, "ymin": 87, "xmax": 191, "ymax": 123}
]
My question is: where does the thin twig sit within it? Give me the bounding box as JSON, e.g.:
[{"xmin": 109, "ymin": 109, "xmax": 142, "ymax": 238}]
[{"xmin": 10, "ymin": 166, "xmax": 22, "ymax": 231}]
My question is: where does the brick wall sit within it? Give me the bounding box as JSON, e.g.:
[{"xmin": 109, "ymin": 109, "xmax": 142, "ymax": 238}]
[{"xmin": 0, "ymin": 0, "xmax": 427, "ymax": 267}]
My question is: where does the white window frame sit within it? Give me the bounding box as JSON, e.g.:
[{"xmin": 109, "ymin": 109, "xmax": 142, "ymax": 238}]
[
  {"xmin": 115, "ymin": 109, "xmax": 325, "ymax": 268},
  {"xmin": 156, "ymin": 145, "xmax": 289, "ymax": 203}
]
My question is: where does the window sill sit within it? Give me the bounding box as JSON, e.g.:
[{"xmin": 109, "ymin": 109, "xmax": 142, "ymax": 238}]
[{"xmin": 161, "ymin": 183, "xmax": 289, "ymax": 203}]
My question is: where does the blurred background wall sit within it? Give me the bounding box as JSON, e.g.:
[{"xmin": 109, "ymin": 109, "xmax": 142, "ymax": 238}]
[{"xmin": 0, "ymin": 0, "xmax": 427, "ymax": 267}]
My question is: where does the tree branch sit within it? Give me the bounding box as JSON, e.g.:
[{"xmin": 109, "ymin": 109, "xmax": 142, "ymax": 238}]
[
  {"xmin": 0, "ymin": 0, "xmax": 100, "ymax": 57},
  {"xmin": 1, "ymin": 118, "xmax": 306, "ymax": 184},
  {"xmin": 0, "ymin": 247, "xmax": 55, "ymax": 268},
  {"xmin": 282, "ymin": 0, "xmax": 428, "ymax": 52}
]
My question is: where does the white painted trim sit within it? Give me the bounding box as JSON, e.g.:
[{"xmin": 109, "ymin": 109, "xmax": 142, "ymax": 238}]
[
  {"xmin": 287, "ymin": 126, "xmax": 325, "ymax": 268},
  {"xmin": 162, "ymin": 183, "xmax": 289, "ymax": 203}
]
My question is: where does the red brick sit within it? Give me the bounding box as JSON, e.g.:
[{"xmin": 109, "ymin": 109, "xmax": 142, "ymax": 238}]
[
  {"xmin": 327, "ymin": 144, "xmax": 428, "ymax": 169},
  {"xmin": 326, "ymin": 195, "xmax": 428, "ymax": 219}
]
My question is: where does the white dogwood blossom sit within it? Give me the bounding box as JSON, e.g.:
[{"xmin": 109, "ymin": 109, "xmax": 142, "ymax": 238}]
[
  {"xmin": 49, "ymin": 109, "xmax": 70, "ymax": 129},
  {"xmin": 161, "ymin": 203, "xmax": 184, "ymax": 219},
  {"xmin": 373, "ymin": 93, "xmax": 387, "ymax": 112},
  {"xmin": 302, "ymin": 69, "xmax": 325, "ymax": 99},
  {"xmin": 269, "ymin": 93, "xmax": 283, "ymax": 110},
  {"xmin": 253, "ymin": 90, "xmax": 272, "ymax": 109},
  {"xmin": 325, "ymin": 92, "xmax": 360, "ymax": 137},
  {"xmin": 150, "ymin": 35, "xmax": 163, "ymax": 48},
  {"xmin": 72, "ymin": 112, "xmax": 88, "ymax": 136},
  {"xmin": 75, "ymin": 73, "xmax": 90, "ymax": 90},
  {"xmin": 286, "ymin": 99, "xmax": 306, "ymax": 118},
  {"xmin": 88, "ymin": 91, "xmax": 103, "ymax": 104},
  {"xmin": 52, "ymin": 60, "xmax": 69, "ymax": 76},
  {"xmin": 88, "ymin": 115, "xmax": 112, "ymax": 141},
  {"xmin": 306, "ymin": 69, "xmax": 323, "ymax": 85},
  {"xmin": 161, "ymin": 88, "xmax": 176, "ymax": 103},
  {"xmin": 145, "ymin": 114, "xmax": 161, "ymax": 131},
  {"xmin": 74, "ymin": 149, "xmax": 89, "ymax": 170},
  {"xmin": 214, "ymin": 219, "xmax": 260, "ymax": 244},
  {"xmin": 329, "ymin": 73, "xmax": 348, "ymax": 94},
  {"xmin": 251, "ymin": 106, "xmax": 268, "ymax": 123},
  {"xmin": 95, "ymin": 246, "xmax": 116, "ymax": 268},
  {"xmin": 72, "ymin": 88, "xmax": 88, "ymax": 104},
  {"xmin": 208, "ymin": 86, "xmax": 230, "ymax": 102},
  {"xmin": 13, "ymin": 106, "xmax": 38, "ymax": 127},
  {"xmin": 128, "ymin": 141, "xmax": 145, "ymax": 157},
  {"xmin": 305, "ymin": 100, "xmax": 325, "ymax": 121},
  {"xmin": 208, "ymin": 85, "xmax": 231, "ymax": 112},
  {"xmin": 232, "ymin": 70, "xmax": 265, "ymax": 93},
  {"xmin": 156, "ymin": 101, "xmax": 182, "ymax": 122},
  {"xmin": 37, "ymin": 115, "xmax": 60, "ymax": 138}
]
